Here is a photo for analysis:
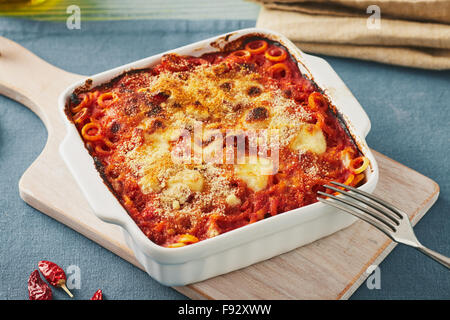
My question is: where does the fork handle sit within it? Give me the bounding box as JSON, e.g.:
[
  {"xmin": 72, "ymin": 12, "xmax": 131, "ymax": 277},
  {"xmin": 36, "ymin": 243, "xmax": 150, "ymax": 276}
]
[{"xmin": 416, "ymin": 245, "xmax": 450, "ymax": 269}]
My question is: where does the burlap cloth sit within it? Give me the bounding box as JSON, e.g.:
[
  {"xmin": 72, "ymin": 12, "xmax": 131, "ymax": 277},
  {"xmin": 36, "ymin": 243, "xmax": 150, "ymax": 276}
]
[{"xmin": 254, "ymin": 0, "xmax": 450, "ymax": 69}]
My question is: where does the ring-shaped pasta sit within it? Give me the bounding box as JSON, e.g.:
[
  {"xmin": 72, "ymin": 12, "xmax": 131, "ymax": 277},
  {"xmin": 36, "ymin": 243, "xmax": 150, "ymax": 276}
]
[
  {"xmin": 265, "ymin": 46, "xmax": 287, "ymax": 62},
  {"xmin": 352, "ymin": 173, "xmax": 365, "ymax": 186},
  {"xmin": 227, "ymin": 50, "xmax": 251, "ymax": 62},
  {"xmin": 177, "ymin": 234, "xmax": 199, "ymax": 244},
  {"xmin": 97, "ymin": 92, "xmax": 119, "ymax": 109},
  {"xmin": 137, "ymin": 87, "xmax": 150, "ymax": 93},
  {"xmin": 73, "ymin": 108, "xmax": 89, "ymax": 124},
  {"xmin": 314, "ymin": 112, "xmax": 325, "ymax": 128},
  {"xmin": 104, "ymin": 164, "xmax": 122, "ymax": 180},
  {"xmin": 81, "ymin": 122, "xmax": 103, "ymax": 141},
  {"xmin": 71, "ymin": 94, "xmax": 89, "ymax": 113},
  {"xmin": 350, "ymin": 156, "xmax": 369, "ymax": 174},
  {"xmin": 90, "ymin": 110, "xmax": 105, "ymax": 123},
  {"xmin": 308, "ymin": 92, "xmax": 328, "ymax": 111},
  {"xmin": 331, "ymin": 173, "xmax": 354, "ymax": 194},
  {"xmin": 123, "ymin": 194, "xmax": 134, "ymax": 207},
  {"xmin": 315, "ymin": 113, "xmax": 335, "ymax": 137},
  {"xmin": 267, "ymin": 63, "xmax": 290, "ymax": 79},
  {"xmin": 344, "ymin": 173, "xmax": 355, "ymax": 186},
  {"xmin": 167, "ymin": 242, "xmax": 186, "ymax": 248},
  {"xmin": 249, "ymin": 208, "xmax": 266, "ymax": 224},
  {"xmin": 95, "ymin": 143, "xmax": 113, "ymax": 156},
  {"xmin": 245, "ymin": 40, "xmax": 268, "ymax": 55},
  {"xmin": 89, "ymin": 90, "xmax": 100, "ymax": 101},
  {"xmin": 103, "ymin": 137, "xmax": 115, "ymax": 148}
]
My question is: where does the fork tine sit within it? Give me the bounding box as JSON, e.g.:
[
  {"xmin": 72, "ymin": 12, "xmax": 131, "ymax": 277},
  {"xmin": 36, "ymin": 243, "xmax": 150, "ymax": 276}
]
[
  {"xmin": 317, "ymin": 196, "xmax": 395, "ymax": 238},
  {"xmin": 317, "ymin": 191, "xmax": 397, "ymax": 231},
  {"xmin": 329, "ymin": 181, "xmax": 403, "ymax": 220},
  {"xmin": 324, "ymin": 184, "xmax": 400, "ymax": 225}
]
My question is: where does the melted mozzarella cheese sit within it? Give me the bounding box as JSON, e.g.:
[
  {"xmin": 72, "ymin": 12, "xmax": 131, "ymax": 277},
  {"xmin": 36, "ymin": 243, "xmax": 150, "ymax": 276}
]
[
  {"xmin": 202, "ymin": 129, "xmax": 224, "ymax": 164},
  {"xmin": 186, "ymin": 104, "xmax": 210, "ymax": 120},
  {"xmin": 290, "ymin": 124, "xmax": 327, "ymax": 155},
  {"xmin": 234, "ymin": 156, "xmax": 274, "ymax": 192},
  {"xmin": 160, "ymin": 169, "xmax": 205, "ymax": 205},
  {"xmin": 133, "ymin": 135, "xmax": 170, "ymax": 194},
  {"xmin": 168, "ymin": 169, "xmax": 204, "ymax": 193},
  {"xmin": 131, "ymin": 120, "xmax": 185, "ymax": 194},
  {"xmin": 139, "ymin": 174, "xmax": 162, "ymax": 193},
  {"xmin": 225, "ymin": 194, "xmax": 241, "ymax": 206}
]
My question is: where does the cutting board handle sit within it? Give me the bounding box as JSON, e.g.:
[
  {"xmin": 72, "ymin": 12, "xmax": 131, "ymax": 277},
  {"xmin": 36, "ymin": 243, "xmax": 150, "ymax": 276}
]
[{"xmin": 0, "ymin": 36, "xmax": 84, "ymax": 127}]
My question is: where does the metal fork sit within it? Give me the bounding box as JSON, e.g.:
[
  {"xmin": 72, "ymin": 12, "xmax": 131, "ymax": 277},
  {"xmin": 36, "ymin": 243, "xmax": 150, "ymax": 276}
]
[{"xmin": 317, "ymin": 181, "xmax": 450, "ymax": 269}]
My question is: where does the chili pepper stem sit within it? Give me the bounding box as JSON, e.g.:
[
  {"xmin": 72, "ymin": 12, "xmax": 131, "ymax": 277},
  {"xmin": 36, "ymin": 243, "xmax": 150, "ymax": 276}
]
[{"xmin": 61, "ymin": 283, "xmax": 74, "ymax": 298}]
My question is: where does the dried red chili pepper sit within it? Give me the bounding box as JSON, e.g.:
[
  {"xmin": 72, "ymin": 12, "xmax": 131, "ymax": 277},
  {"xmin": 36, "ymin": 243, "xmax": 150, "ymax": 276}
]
[
  {"xmin": 28, "ymin": 270, "xmax": 52, "ymax": 300},
  {"xmin": 38, "ymin": 260, "xmax": 73, "ymax": 298},
  {"xmin": 90, "ymin": 289, "xmax": 103, "ymax": 300}
]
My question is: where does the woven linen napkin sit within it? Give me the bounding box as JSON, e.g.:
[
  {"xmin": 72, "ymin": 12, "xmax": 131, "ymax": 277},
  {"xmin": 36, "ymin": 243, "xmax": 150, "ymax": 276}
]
[{"xmin": 254, "ymin": 0, "xmax": 450, "ymax": 69}]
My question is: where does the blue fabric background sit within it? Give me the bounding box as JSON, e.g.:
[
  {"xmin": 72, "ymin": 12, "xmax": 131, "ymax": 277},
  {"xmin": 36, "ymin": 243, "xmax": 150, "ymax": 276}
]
[{"xmin": 0, "ymin": 18, "xmax": 448, "ymax": 300}]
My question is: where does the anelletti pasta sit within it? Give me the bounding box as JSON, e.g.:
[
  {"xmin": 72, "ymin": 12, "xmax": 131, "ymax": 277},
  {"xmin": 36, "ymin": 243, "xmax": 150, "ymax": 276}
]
[{"xmin": 66, "ymin": 36, "xmax": 369, "ymax": 248}]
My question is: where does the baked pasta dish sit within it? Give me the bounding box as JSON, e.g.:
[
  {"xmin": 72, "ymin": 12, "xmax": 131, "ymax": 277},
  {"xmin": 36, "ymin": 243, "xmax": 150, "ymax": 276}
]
[{"xmin": 66, "ymin": 36, "xmax": 369, "ymax": 248}]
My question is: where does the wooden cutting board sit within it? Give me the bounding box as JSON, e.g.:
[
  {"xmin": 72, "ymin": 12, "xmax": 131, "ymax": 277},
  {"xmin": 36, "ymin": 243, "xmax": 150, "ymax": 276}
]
[{"xmin": 0, "ymin": 36, "xmax": 439, "ymax": 300}]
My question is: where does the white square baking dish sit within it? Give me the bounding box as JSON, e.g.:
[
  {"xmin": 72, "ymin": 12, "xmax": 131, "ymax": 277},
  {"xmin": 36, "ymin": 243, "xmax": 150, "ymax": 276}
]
[{"xmin": 59, "ymin": 28, "xmax": 379, "ymax": 286}]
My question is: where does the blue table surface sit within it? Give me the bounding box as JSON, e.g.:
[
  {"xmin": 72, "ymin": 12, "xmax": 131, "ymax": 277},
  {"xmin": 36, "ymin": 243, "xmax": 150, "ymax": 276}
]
[{"xmin": 0, "ymin": 18, "xmax": 448, "ymax": 300}]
